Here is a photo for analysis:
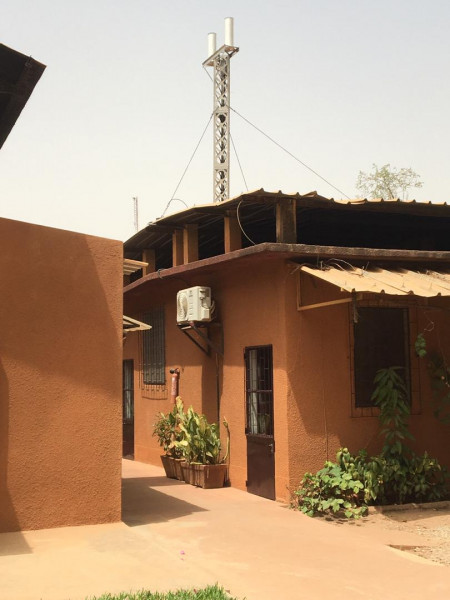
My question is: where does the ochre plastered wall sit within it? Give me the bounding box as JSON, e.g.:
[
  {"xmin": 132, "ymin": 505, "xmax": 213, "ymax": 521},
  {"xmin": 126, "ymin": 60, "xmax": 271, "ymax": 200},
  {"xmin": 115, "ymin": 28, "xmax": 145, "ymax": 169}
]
[
  {"xmin": 0, "ymin": 217, "xmax": 123, "ymax": 532},
  {"xmin": 124, "ymin": 258, "xmax": 291, "ymax": 500},
  {"xmin": 124, "ymin": 256, "xmax": 450, "ymax": 503},
  {"xmin": 124, "ymin": 278, "xmax": 222, "ymax": 466},
  {"xmin": 285, "ymin": 272, "xmax": 450, "ymax": 492}
]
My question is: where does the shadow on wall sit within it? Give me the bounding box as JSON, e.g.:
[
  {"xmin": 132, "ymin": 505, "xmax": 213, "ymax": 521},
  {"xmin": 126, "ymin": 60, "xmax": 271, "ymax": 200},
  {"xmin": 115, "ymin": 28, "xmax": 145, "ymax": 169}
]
[
  {"xmin": 121, "ymin": 476, "xmax": 207, "ymax": 526},
  {"xmin": 0, "ymin": 360, "xmax": 30, "ymax": 552},
  {"xmin": 0, "ymin": 218, "xmax": 123, "ymax": 532}
]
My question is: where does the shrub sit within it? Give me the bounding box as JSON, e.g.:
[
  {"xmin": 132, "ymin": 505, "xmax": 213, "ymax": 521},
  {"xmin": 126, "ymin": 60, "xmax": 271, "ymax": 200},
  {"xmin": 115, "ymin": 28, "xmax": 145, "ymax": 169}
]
[
  {"xmin": 292, "ymin": 367, "xmax": 449, "ymax": 518},
  {"xmin": 152, "ymin": 397, "xmax": 185, "ymax": 458},
  {"xmin": 293, "ymin": 449, "xmax": 367, "ymax": 519},
  {"xmin": 175, "ymin": 406, "xmax": 229, "ymax": 465}
]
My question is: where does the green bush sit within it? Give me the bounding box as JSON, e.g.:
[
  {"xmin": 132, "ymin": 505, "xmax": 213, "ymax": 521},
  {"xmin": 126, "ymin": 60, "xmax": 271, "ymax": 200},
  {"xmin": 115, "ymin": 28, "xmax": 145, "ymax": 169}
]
[
  {"xmin": 292, "ymin": 367, "xmax": 449, "ymax": 518},
  {"xmin": 175, "ymin": 406, "xmax": 229, "ymax": 465},
  {"xmin": 152, "ymin": 397, "xmax": 185, "ymax": 458},
  {"xmin": 293, "ymin": 449, "xmax": 367, "ymax": 519}
]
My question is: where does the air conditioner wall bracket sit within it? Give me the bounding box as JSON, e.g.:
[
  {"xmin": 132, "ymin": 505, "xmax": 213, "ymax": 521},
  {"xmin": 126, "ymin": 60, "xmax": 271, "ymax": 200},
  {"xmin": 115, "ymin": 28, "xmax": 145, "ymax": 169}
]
[{"xmin": 177, "ymin": 321, "xmax": 223, "ymax": 357}]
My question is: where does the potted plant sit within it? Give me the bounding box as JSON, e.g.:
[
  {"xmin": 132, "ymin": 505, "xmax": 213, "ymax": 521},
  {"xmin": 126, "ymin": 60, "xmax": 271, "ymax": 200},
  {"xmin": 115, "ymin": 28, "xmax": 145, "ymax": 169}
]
[
  {"xmin": 152, "ymin": 397, "xmax": 185, "ymax": 480},
  {"xmin": 175, "ymin": 405, "xmax": 230, "ymax": 489}
]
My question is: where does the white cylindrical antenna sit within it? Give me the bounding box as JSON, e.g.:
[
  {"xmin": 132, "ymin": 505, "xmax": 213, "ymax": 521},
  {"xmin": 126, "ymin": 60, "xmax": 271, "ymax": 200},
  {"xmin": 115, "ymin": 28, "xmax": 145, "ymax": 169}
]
[
  {"xmin": 133, "ymin": 196, "xmax": 139, "ymax": 232},
  {"xmin": 224, "ymin": 17, "xmax": 234, "ymax": 46},
  {"xmin": 208, "ymin": 32, "xmax": 216, "ymax": 57}
]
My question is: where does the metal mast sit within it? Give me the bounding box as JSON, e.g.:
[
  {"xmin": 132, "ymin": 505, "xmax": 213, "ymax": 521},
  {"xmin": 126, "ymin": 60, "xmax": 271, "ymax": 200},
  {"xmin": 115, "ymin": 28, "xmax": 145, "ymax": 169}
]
[
  {"xmin": 203, "ymin": 17, "xmax": 239, "ymax": 203},
  {"xmin": 133, "ymin": 196, "xmax": 139, "ymax": 232}
]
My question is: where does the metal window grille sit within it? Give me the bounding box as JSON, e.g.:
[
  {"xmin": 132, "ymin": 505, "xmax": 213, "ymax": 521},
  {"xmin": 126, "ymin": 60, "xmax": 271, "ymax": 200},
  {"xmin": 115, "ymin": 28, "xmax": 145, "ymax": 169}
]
[
  {"xmin": 354, "ymin": 307, "xmax": 410, "ymax": 408},
  {"xmin": 142, "ymin": 307, "xmax": 165, "ymax": 385},
  {"xmin": 245, "ymin": 345, "xmax": 274, "ymax": 435},
  {"xmin": 122, "ymin": 360, "xmax": 134, "ymax": 421}
]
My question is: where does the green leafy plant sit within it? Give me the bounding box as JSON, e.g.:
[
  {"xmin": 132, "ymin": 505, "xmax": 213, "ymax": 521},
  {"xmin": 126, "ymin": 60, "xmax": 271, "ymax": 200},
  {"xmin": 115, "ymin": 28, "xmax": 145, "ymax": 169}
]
[
  {"xmin": 428, "ymin": 354, "xmax": 450, "ymax": 425},
  {"xmin": 293, "ymin": 449, "xmax": 367, "ymax": 519},
  {"xmin": 371, "ymin": 367, "xmax": 414, "ymax": 457},
  {"xmin": 292, "ymin": 367, "xmax": 449, "ymax": 518},
  {"xmin": 414, "ymin": 332, "xmax": 427, "ymax": 358},
  {"xmin": 369, "ymin": 367, "xmax": 449, "ymax": 504},
  {"xmin": 175, "ymin": 406, "xmax": 229, "ymax": 465},
  {"xmin": 152, "ymin": 397, "xmax": 185, "ymax": 458},
  {"xmin": 414, "ymin": 332, "xmax": 450, "ymax": 425}
]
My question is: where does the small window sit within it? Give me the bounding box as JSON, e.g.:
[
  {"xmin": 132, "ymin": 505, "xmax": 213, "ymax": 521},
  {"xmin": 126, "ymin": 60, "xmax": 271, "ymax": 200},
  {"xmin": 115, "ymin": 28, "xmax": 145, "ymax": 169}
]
[
  {"xmin": 354, "ymin": 307, "xmax": 410, "ymax": 408},
  {"xmin": 245, "ymin": 345, "xmax": 274, "ymax": 435},
  {"xmin": 142, "ymin": 307, "xmax": 165, "ymax": 385}
]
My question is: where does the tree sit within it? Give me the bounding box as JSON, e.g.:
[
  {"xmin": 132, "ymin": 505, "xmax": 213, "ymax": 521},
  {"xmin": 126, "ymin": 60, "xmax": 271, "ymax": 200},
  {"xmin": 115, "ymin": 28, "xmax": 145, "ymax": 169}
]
[{"xmin": 356, "ymin": 163, "xmax": 423, "ymax": 200}]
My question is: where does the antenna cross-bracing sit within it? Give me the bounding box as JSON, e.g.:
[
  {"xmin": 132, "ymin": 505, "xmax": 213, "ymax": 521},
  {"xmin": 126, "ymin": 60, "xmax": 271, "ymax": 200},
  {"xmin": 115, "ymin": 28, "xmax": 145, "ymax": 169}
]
[{"xmin": 203, "ymin": 18, "xmax": 239, "ymax": 203}]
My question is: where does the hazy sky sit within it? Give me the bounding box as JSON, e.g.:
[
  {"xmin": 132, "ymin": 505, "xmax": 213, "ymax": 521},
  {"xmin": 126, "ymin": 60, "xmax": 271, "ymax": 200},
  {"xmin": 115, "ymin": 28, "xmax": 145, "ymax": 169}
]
[{"xmin": 1, "ymin": 0, "xmax": 449, "ymax": 241}]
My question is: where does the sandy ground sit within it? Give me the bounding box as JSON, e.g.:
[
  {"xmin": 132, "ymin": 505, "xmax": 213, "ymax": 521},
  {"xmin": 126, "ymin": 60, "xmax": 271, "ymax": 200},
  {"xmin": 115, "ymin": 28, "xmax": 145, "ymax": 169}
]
[
  {"xmin": 320, "ymin": 502, "xmax": 450, "ymax": 567},
  {"xmin": 2, "ymin": 462, "xmax": 450, "ymax": 600}
]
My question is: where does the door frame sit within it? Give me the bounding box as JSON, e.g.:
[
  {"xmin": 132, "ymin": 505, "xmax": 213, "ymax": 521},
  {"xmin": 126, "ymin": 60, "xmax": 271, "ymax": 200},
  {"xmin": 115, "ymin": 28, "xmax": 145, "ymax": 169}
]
[
  {"xmin": 122, "ymin": 359, "xmax": 135, "ymax": 458},
  {"xmin": 244, "ymin": 345, "xmax": 275, "ymax": 500}
]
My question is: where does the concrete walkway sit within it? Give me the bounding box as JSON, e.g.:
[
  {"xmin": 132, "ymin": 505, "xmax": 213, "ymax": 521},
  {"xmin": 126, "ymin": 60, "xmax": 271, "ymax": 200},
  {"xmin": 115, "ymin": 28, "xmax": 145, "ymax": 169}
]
[{"xmin": 0, "ymin": 459, "xmax": 449, "ymax": 600}]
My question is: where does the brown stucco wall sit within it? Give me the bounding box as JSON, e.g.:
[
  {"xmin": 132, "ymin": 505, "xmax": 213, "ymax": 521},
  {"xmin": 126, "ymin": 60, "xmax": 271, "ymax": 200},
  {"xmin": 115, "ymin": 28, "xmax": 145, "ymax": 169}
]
[
  {"xmin": 124, "ymin": 255, "xmax": 450, "ymax": 502},
  {"xmin": 0, "ymin": 217, "xmax": 123, "ymax": 532},
  {"xmin": 124, "ymin": 258, "xmax": 292, "ymax": 499},
  {"xmin": 285, "ymin": 271, "xmax": 450, "ymax": 492}
]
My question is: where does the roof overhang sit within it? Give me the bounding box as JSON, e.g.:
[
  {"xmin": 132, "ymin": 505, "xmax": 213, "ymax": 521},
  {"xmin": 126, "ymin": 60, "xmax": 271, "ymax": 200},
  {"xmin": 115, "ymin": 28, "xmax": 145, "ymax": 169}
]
[
  {"xmin": 124, "ymin": 188, "xmax": 450, "ymax": 261},
  {"xmin": 300, "ymin": 264, "xmax": 450, "ymax": 298},
  {"xmin": 124, "ymin": 242, "xmax": 450, "ymax": 295},
  {"xmin": 0, "ymin": 44, "xmax": 46, "ymax": 149},
  {"xmin": 123, "ymin": 258, "xmax": 148, "ymax": 275},
  {"xmin": 123, "ymin": 315, "xmax": 151, "ymax": 332}
]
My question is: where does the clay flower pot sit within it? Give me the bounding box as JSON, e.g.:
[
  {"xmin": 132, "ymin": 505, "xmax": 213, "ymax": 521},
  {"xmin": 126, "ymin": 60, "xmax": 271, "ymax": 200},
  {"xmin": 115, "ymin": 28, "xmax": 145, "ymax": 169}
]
[{"xmin": 182, "ymin": 462, "xmax": 228, "ymax": 488}]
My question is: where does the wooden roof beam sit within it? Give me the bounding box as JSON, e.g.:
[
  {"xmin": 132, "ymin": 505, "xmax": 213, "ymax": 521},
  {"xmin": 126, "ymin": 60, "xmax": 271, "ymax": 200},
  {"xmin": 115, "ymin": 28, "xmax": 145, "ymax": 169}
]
[{"xmin": 276, "ymin": 198, "xmax": 297, "ymax": 243}]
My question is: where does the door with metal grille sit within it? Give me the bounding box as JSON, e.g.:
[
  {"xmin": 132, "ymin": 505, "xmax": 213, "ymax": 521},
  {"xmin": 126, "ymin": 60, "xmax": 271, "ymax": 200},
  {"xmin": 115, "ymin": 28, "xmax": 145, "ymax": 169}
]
[
  {"xmin": 245, "ymin": 345, "xmax": 275, "ymax": 500},
  {"xmin": 122, "ymin": 360, "xmax": 134, "ymax": 457}
]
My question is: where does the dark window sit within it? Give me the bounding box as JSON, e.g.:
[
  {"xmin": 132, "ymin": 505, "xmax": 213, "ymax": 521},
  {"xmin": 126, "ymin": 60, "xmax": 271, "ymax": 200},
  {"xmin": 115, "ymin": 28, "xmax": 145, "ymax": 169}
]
[
  {"xmin": 354, "ymin": 308, "xmax": 410, "ymax": 408},
  {"xmin": 122, "ymin": 360, "xmax": 134, "ymax": 421},
  {"xmin": 245, "ymin": 345, "xmax": 274, "ymax": 435},
  {"xmin": 142, "ymin": 307, "xmax": 165, "ymax": 385}
]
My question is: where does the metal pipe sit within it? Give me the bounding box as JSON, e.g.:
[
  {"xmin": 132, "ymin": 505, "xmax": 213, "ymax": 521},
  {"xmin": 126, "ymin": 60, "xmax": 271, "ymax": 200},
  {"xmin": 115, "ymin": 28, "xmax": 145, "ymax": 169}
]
[{"xmin": 170, "ymin": 368, "xmax": 180, "ymax": 403}]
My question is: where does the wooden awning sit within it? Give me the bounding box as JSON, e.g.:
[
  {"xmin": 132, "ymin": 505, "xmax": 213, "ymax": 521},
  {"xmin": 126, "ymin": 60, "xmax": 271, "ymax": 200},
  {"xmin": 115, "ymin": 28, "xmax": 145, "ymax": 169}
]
[
  {"xmin": 123, "ymin": 315, "xmax": 151, "ymax": 332},
  {"xmin": 123, "ymin": 259, "xmax": 148, "ymax": 275}
]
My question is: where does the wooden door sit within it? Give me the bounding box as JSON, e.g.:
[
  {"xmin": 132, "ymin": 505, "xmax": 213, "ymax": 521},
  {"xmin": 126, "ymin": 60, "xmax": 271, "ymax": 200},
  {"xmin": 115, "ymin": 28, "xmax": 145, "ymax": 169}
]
[
  {"xmin": 245, "ymin": 346, "xmax": 275, "ymax": 500},
  {"xmin": 122, "ymin": 359, "xmax": 134, "ymax": 457}
]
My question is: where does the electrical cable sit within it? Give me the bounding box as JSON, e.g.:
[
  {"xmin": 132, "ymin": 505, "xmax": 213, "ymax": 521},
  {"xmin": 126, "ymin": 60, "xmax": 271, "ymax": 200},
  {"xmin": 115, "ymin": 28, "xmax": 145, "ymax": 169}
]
[
  {"xmin": 236, "ymin": 199, "xmax": 256, "ymax": 245},
  {"xmin": 230, "ymin": 106, "xmax": 351, "ymax": 200},
  {"xmin": 230, "ymin": 133, "xmax": 249, "ymax": 192},
  {"xmin": 168, "ymin": 112, "xmax": 213, "ymax": 204},
  {"xmin": 160, "ymin": 198, "xmax": 188, "ymax": 218},
  {"xmin": 202, "ymin": 65, "xmax": 351, "ymax": 199}
]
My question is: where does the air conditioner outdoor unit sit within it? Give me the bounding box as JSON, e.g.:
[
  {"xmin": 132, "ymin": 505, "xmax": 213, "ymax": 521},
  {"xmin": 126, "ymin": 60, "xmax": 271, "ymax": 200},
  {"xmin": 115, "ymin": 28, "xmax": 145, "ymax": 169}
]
[{"xmin": 177, "ymin": 286, "xmax": 213, "ymax": 324}]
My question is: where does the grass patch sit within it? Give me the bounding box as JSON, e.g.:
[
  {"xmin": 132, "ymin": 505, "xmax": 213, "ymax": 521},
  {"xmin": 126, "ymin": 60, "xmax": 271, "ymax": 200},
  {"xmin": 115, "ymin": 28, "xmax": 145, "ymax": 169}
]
[{"xmin": 87, "ymin": 583, "xmax": 241, "ymax": 600}]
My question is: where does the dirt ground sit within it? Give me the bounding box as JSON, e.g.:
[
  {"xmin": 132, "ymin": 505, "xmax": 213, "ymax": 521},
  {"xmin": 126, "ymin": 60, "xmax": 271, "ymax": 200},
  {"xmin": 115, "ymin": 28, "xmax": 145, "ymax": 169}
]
[{"xmin": 322, "ymin": 501, "xmax": 450, "ymax": 566}]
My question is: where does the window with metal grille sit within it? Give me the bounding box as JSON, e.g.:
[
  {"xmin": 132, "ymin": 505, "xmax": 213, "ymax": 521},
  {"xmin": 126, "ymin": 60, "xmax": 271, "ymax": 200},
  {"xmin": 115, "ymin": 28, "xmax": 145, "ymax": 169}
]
[
  {"xmin": 245, "ymin": 345, "xmax": 274, "ymax": 435},
  {"xmin": 142, "ymin": 307, "xmax": 165, "ymax": 385},
  {"xmin": 354, "ymin": 307, "xmax": 410, "ymax": 408},
  {"xmin": 122, "ymin": 360, "xmax": 134, "ymax": 421}
]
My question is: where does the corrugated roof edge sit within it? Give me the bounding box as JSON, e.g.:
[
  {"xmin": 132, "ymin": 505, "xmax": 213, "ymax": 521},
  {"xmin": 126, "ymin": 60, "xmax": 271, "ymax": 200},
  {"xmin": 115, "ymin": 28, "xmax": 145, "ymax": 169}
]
[{"xmin": 124, "ymin": 188, "xmax": 449, "ymax": 248}]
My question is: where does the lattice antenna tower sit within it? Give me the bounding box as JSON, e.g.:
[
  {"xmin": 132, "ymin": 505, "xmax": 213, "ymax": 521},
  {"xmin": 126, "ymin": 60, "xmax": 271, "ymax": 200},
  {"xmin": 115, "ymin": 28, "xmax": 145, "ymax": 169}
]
[{"xmin": 203, "ymin": 17, "xmax": 239, "ymax": 203}]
